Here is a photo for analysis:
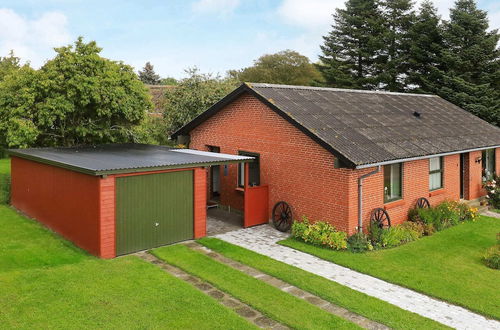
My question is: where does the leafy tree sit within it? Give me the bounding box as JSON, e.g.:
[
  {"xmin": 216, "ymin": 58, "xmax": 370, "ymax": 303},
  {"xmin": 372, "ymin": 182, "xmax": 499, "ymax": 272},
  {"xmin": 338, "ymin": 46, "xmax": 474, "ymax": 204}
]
[
  {"xmin": 164, "ymin": 67, "xmax": 237, "ymax": 135},
  {"xmin": 407, "ymin": 1, "xmax": 444, "ymax": 93},
  {"xmin": 161, "ymin": 77, "xmax": 178, "ymax": 85},
  {"xmin": 438, "ymin": 0, "xmax": 499, "ymax": 125},
  {"xmin": 0, "ymin": 65, "xmax": 39, "ymax": 148},
  {"xmin": 318, "ymin": 0, "xmax": 385, "ymax": 89},
  {"xmin": 229, "ymin": 50, "xmax": 323, "ymax": 86},
  {"xmin": 378, "ymin": 0, "xmax": 416, "ymax": 91},
  {"xmin": 0, "ymin": 37, "xmax": 152, "ymax": 148},
  {"xmin": 0, "ymin": 51, "xmax": 21, "ymax": 81},
  {"xmin": 138, "ymin": 62, "xmax": 161, "ymax": 85}
]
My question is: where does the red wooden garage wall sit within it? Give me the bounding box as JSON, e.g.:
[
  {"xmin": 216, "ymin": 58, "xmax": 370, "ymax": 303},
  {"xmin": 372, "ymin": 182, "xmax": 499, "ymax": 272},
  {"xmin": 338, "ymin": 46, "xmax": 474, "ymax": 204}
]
[{"xmin": 11, "ymin": 156, "xmax": 102, "ymax": 256}]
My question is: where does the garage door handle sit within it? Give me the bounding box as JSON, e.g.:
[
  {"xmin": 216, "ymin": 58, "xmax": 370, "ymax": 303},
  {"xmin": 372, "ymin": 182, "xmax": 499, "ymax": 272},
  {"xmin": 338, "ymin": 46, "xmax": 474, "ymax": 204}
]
[{"xmin": 155, "ymin": 222, "xmax": 159, "ymax": 226}]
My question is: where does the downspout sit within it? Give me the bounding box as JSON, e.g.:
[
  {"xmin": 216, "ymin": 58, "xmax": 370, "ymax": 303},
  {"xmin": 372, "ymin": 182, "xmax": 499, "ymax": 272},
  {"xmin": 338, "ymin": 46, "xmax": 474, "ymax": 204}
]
[{"xmin": 357, "ymin": 166, "xmax": 381, "ymax": 233}]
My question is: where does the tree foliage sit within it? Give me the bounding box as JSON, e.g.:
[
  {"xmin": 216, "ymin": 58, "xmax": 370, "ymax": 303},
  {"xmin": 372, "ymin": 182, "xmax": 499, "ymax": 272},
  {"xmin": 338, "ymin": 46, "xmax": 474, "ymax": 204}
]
[
  {"xmin": 437, "ymin": 0, "xmax": 499, "ymax": 125},
  {"xmin": 230, "ymin": 50, "xmax": 323, "ymax": 86},
  {"xmin": 0, "ymin": 51, "xmax": 21, "ymax": 81},
  {"xmin": 0, "ymin": 38, "xmax": 152, "ymax": 148},
  {"xmin": 164, "ymin": 67, "xmax": 237, "ymax": 135},
  {"xmin": 378, "ymin": 0, "xmax": 415, "ymax": 91},
  {"xmin": 318, "ymin": 0, "xmax": 385, "ymax": 89},
  {"xmin": 138, "ymin": 62, "xmax": 161, "ymax": 85},
  {"xmin": 407, "ymin": 1, "xmax": 444, "ymax": 93}
]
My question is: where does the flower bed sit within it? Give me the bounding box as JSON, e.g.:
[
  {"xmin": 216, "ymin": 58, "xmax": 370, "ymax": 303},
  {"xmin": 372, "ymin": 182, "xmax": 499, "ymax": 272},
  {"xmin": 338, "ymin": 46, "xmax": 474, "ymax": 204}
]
[
  {"xmin": 291, "ymin": 200, "xmax": 479, "ymax": 253},
  {"xmin": 484, "ymin": 175, "xmax": 500, "ymax": 209}
]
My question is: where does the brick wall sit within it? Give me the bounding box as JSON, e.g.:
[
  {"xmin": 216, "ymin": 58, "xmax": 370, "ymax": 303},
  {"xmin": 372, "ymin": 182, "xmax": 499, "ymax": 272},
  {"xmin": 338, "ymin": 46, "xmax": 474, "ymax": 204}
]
[
  {"xmin": 188, "ymin": 92, "xmax": 489, "ymax": 234},
  {"xmin": 190, "ymin": 92, "xmax": 353, "ymax": 232},
  {"xmin": 99, "ymin": 176, "xmax": 116, "ymax": 259}
]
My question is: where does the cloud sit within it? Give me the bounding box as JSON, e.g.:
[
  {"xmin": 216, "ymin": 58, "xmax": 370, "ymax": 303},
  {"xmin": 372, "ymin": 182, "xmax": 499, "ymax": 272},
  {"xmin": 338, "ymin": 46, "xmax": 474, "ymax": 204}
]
[
  {"xmin": 277, "ymin": 0, "xmax": 343, "ymax": 32},
  {"xmin": 0, "ymin": 8, "xmax": 71, "ymax": 67},
  {"xmin": 191, "ymin": 0, "xmax": 240, "ymax": 15}
]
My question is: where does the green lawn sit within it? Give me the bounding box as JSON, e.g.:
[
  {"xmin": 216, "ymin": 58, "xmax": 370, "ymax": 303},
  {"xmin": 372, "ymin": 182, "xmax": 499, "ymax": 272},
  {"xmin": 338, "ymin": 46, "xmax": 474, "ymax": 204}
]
[
  {"xmin": 199, "ymin": 237, "xmax": 448, "ymax": 330},
  {"xmin": 0, "ymin": 158, "xmax": 10, "ymax": 204},
  {"xmin": 0, "ymin": 205, "xmax": 256, "ymax": 329},
  {"xmin": 153, "ymin": 244, "xmax": 360, "ymax": 330},
  {"xmin": 0, "ymin": 158, "xmax": 9, "ymax": 174},
  {"xmin": 280, "ymin": 216, "xmax": 500, "ymax": 320}
]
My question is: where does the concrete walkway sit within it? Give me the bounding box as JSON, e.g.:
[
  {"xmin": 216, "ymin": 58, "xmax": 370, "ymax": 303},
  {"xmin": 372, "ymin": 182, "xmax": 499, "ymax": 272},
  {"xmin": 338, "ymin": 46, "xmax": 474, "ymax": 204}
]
[{"xmin": 215, "ymin": 225, "xmax": 500, "ymax": 330}]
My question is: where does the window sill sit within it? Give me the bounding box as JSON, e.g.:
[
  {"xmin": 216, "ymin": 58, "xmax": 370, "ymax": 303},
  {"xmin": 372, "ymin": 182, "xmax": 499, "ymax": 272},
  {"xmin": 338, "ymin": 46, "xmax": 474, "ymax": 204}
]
[
  {"xmin": 235, "ymin": 187, "xmax": 245, "ymax": 192},
  {"xmin": 429, "ymin": 189, "xmax": 445, "ymax": 197},
  {"xmin": 384, "ymin": 199, "xmax": 405, "ymax": 209}
]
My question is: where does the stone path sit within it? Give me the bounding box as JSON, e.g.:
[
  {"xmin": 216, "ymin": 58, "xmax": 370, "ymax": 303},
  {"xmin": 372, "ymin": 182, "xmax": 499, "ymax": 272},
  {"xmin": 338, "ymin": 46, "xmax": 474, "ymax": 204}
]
[
  {"xmin": 185, "ymin": 241, "xmax": 388, "ymax": 330},
  {"xmin": 136, "ymin": 251, "xmax": 288, "ymax": 329},
  {"xmin": 482, "ymin": 210, "xmax": 500, "ymax": 219},
  {"xmin": 215, "ymin": 225, "xmax": 500, "ymax": 330}
]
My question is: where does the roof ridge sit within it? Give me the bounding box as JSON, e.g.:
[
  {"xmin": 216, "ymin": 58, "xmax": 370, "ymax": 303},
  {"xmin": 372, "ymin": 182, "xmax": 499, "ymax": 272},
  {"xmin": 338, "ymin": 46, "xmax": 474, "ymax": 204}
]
[{"xmin": 246, "ymin": 82, "xmax": 436, "ymax": 97}]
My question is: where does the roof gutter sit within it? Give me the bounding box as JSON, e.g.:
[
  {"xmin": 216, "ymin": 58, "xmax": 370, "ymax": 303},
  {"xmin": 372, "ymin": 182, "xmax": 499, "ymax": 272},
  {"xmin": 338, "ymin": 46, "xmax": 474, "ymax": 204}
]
[
  {"xmin": 358, "ymin": 166, "xmax": 381, "ymax": 233},
  {"xmin": 355, "ymin": 145, "xmax": 500, "ymax": 169}
]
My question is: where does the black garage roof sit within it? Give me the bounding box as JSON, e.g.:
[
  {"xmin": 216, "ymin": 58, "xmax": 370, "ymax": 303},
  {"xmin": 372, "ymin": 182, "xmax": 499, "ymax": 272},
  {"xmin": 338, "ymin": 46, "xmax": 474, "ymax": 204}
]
[
  {"xmin": 173, "ymin": 83, "xmax": 500, "ymax": 168},
  {"xmin": 8, "ymin": 144, "xmax": 253, "ymax": 176}
]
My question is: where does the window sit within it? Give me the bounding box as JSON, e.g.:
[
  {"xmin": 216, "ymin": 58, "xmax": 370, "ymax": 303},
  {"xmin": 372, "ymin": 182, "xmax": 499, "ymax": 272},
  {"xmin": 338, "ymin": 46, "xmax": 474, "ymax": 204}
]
[
  {"xmin": 482, "ymin": 149, "xmax": 496, "ymax": 181},
  {"xmin": 237, "ymin": 151, "xmax": 260, "ymax": 187},
  {"xmin": 384, "ymin": 163, "xmax": 402, "ymax": 202},
  {"xmin": 429, "ymin": 157, "xmax": 443, "ymax": 190}
]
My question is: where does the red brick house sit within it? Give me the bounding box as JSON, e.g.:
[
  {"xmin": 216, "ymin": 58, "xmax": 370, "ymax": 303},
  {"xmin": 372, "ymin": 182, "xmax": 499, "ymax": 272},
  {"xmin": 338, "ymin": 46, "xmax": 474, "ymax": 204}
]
[{"xmin": 173, "ymin": 83, "xmax": 500, "ymax": 234}]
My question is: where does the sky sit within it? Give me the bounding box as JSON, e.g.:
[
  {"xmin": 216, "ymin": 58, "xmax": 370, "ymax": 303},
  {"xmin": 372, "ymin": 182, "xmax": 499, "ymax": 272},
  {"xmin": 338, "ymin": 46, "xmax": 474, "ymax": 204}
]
[{"xmin": 1, "ymin": 0, "xmax": 499, "ymax": 79}]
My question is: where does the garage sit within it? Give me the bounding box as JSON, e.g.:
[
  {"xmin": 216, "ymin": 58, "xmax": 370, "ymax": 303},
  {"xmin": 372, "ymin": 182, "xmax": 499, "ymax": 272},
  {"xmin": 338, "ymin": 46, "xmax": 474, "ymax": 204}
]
[{"xmin": 8, "ymin": 144, "xmax": 252, "ymax": 258}]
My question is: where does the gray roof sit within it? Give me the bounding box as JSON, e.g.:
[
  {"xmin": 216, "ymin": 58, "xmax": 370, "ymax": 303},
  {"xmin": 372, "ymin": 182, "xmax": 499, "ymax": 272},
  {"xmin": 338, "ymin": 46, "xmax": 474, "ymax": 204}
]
[
  {"xmin": 174, "ymin": 83, "xmax": 500, "ymax": 168},
  {"xmin": 8, "ymin": 144, "xmax": 253, "ymax": 175}
]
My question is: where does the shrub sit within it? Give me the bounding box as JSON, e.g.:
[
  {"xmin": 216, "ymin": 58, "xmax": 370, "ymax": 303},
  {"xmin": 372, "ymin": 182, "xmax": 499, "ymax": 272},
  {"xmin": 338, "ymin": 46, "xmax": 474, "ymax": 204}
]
[
  {"xmin": 347, "ymin": 232, "xmax": 373, "ymax": 253},
  {"xmin": 291, "ymin": 217, "xmax": 347, "ymax": 250},
  {"xmin": 399, "ymin": 221, "xmax": 425, "ymax": 238},
  {"xmin": 375, "ymin": 225, "xmax": 421, "ymax": 248},
  {"xmin": 409, "ymin": 200, "xmax": 477, "ymax": 233},
  {"xmin": 483, "ymin": 245, "xmax": 500, "ymax": 269},
  {"xmin": 484, "ymin": 176, "xmax": 500, "ymax": 209}
]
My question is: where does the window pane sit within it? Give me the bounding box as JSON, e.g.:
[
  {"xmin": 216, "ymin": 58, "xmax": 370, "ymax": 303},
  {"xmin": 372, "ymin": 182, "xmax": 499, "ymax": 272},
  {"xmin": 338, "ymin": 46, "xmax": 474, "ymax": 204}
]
[
  {"xmin": 429, "ymin": 172, "xmax": 442, "ymax": 190},
  {"xmin": 391, "ymin": 163, "xmax": 401, "ymax": 198},
  {"xmin": 384, "ymin": 163, "xmax": 402, "ymax": 201},
  {"xmin": 429, "ymin": 157, "xmax": 441, "ymax": 171},
  {"xmin": 483, "ymin": 149, "xmax": 495, "ymax": 180},
  {"xmin": 238, "ymin": 163, "xmax": 245, "ymax": 187}
]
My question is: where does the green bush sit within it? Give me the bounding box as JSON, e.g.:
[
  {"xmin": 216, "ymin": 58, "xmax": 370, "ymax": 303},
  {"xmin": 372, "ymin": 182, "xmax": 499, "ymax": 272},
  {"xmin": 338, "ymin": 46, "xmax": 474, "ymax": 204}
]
[
  {"xmin": 370, "ymin": 222, "xmax": 422, "ymax": 249},
  {"xmin": 483, "ymin": 245, "xmax": 500, "ymax": 269},
  {"xmin": 347, "ymin": 232, "xmax": 373, "ymax": 253},
  {"xmin": 484, "ymin": 176, "xmax": 500, "ymax": 209},
  {"xmin": 291, "ymin": 217, "xmax": 347, "ymax": 250},
  {"xmin": 0, "ymin": 173, "xmax": 11, "ymax": 204},
  {"xmin": 409, "ymin": 200, "xmax": 478, "ymax": 233}
]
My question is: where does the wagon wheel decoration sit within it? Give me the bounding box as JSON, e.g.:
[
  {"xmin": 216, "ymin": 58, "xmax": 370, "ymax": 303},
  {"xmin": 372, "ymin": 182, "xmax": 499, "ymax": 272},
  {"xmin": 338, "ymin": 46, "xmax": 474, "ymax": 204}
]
[
  {"xmin": 272, "ymin": 201, "xmax": 293, "ymax": 232},
  {"xmin": 370, "ymin": 208, "xmax": 391, "ymax": 229},
  {"xmin": 416, "ymin": 197, "xmax": 430, "ymax": 209}
]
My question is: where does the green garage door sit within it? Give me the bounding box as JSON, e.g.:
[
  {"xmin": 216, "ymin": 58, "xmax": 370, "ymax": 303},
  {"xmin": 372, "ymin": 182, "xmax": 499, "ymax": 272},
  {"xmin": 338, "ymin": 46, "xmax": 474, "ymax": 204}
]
[{"xmin": 116, "ymin": 171, "xmax": 194, "ymax": 255}]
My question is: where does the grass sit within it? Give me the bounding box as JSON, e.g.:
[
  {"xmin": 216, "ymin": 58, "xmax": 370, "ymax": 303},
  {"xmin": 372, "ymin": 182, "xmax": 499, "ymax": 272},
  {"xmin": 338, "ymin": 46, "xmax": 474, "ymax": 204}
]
[
  {"xmin": 0, "ymin": 158, "xmax": 10, "ymax": 204},
  {"xmin": 0, "ymin": 204, "xmax": 256, "ymax": 329},
  {"xmin": 198, "ymin": 237, "xmax": 449, "ymax": 330},
  {"xmin": 153, "ymin": 244, "xmax": 360, "ymax": 330},
  {"xmin": 280, "ymin": 216, "xmax": 500, "ymax": 320}
]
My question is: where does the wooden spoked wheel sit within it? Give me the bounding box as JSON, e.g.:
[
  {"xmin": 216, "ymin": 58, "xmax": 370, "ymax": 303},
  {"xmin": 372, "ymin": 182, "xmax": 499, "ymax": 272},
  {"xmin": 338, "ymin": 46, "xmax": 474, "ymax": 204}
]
[
  {"xmin": 272, "ymin": 201, "xmax": 293, "ymax": 232},
  {"xmin": 370, "ymin": 208, "xmax": 391, "ymax": 229},
  {"xmin": 416, "ymin": 197, "xmax": 430, "ymax": 209}
]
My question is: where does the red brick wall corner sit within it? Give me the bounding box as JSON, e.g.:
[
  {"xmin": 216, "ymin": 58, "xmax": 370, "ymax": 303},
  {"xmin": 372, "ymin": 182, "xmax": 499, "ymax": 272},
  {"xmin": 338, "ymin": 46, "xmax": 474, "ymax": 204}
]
[
  {"xmin": 194, "ymin": 167, "xmax": 207, "ymax": 238},
  {"xmin": 99, "ymin": 176, "xmax": 116, "ymax": 259}
]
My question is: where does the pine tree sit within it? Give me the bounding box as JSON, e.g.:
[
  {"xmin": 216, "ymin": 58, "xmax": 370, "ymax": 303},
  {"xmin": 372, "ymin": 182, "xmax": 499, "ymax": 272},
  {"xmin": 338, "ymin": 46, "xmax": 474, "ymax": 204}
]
[
  {"xmin": 318, "ymin": 0, "xmax": 385, "ymax": 89},
  {"xmin": 407, "ymin": 0, "xmax": 444, "ymax": 93},
  {"xmin": 138, "ymin": 62, "xmax": 161, "ymax": 85},
  {"xmin": 378, "ymin": 0, "xmax": 416, "ymax": 91},
  {"xmin": 438, "ymin": 0, "xmax": 499, "ymax": 125}
]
